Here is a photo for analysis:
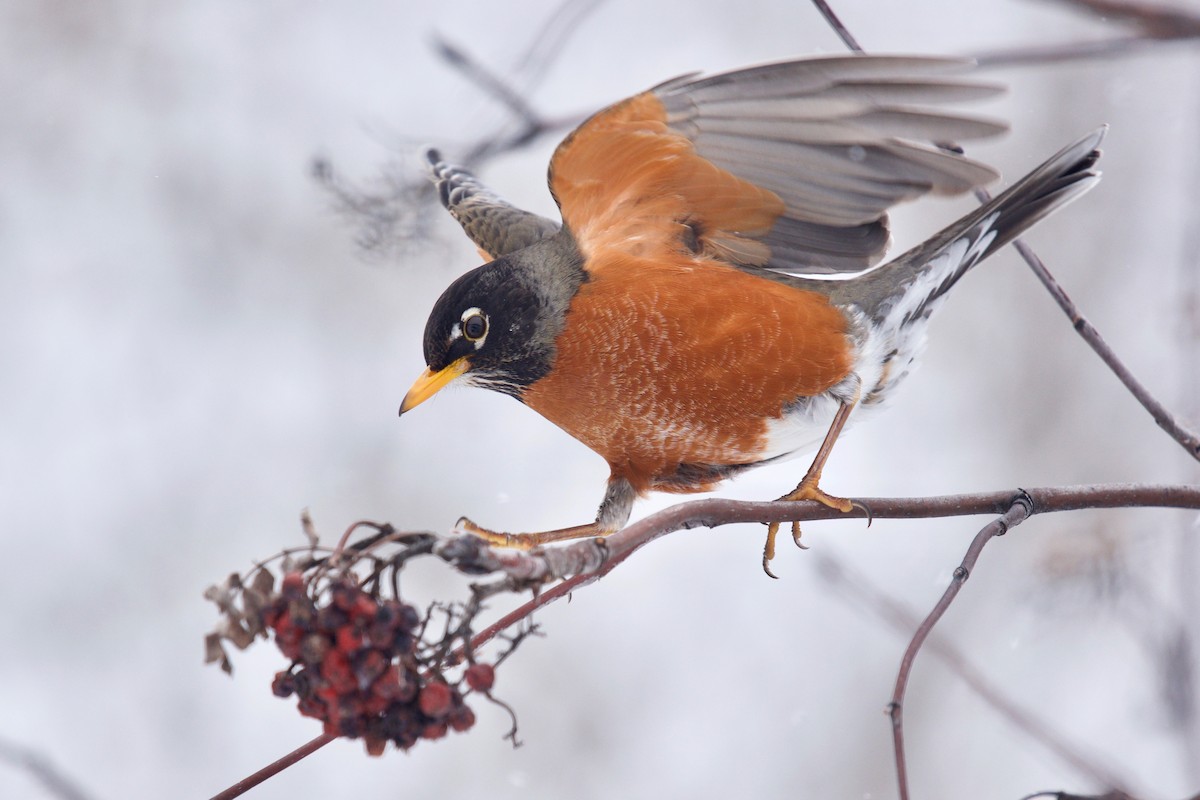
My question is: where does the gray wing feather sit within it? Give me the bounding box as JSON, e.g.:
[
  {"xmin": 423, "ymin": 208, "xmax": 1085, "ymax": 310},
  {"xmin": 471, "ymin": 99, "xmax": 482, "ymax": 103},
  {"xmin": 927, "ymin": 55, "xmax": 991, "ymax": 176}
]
[
  {"xmin": 426, "ymin": 149, "xmax": 560, "ymax": 259},
  {"xmin": 820, "ymin": 127, "xmax": 1105, "ymax": 322},
  {"xmin": 653, "ymin": 55, "xmax": 1007, "ymax": 272}
]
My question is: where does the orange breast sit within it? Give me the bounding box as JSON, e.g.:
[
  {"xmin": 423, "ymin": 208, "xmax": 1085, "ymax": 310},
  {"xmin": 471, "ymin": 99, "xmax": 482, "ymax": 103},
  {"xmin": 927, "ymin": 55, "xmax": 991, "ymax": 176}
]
[{"xmin": 521, "ymin": 255, "xmax": 853, "ymax": 493}]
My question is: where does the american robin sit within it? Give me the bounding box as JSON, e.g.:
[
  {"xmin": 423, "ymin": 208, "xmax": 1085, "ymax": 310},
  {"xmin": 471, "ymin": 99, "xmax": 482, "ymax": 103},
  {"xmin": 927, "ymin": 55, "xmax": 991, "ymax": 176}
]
[{"xmin": 400, "ymin": 54, "xmax": 1103, "ymax": 575}]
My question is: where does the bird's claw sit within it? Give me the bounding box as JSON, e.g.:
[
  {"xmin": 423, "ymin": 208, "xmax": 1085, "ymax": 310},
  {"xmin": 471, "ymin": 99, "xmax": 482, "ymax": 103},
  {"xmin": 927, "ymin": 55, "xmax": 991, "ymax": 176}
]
[{"xmin": 760, "ymin": 478, "xmax": 861, "ymax": 576}]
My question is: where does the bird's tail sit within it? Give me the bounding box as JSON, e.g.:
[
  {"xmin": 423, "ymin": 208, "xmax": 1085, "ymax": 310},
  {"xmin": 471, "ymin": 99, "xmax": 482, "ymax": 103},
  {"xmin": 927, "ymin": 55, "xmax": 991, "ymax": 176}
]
[{"xmin": 853, "ymin": 127, "xmax": 1104, "ymax": 331}]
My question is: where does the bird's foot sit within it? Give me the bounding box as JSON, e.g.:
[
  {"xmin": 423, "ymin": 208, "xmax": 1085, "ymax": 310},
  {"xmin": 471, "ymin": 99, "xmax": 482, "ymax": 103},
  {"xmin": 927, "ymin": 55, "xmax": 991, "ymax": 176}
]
[
  {"xmin": 454, "ymin": 517, "xmax": 608, "ymax": 550},
  {"xmin": 454, "ymin": 517, "xmax": 537, "ymax": 550},
  {"xmin": 778, "ymin": 476, "xmax": 855, "ymax": 513},
  {"xmin": 761, "ymin": 477, "xmax": 860, "ymax": 578}
]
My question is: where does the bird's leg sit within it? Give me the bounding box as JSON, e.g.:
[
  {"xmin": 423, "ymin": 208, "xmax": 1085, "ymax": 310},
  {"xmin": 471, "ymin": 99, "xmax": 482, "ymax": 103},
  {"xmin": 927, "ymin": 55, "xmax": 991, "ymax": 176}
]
[
  {"xmin": 763, "ymin": 399, "xmax": 859, "ymax": 577},
  {"xmin": 457, "ymin": 476, "xmax": 636, "ymax": 550}
]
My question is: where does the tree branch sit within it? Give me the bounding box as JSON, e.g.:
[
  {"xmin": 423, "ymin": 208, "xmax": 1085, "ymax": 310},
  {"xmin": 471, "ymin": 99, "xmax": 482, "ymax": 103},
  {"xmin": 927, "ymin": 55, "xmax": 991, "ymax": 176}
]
[
  {"xmin": 208, "ymin": 734, "xmax": 335, "ymax": 800},
  {"xmin": 990, "ymin": 201, "xmax": 1200, "ymax": 462},
  {"xmin": 463, "ymin": 484, "xmax": 1200, "ymax": 650},
  {"xmin": 214, "ymin": 484, "xmax": 1200, "ymax": 800},
  {"xmin": 804, "ymin": 2, "xmax": 1200, "ymax": 795},
  {"xmin": 813, "ymin": 549, "xmax": 1140, "ymax": 792},
  {"xmin": 889, "ymin": 496, "xmax": 1033, "ymax": 800}
]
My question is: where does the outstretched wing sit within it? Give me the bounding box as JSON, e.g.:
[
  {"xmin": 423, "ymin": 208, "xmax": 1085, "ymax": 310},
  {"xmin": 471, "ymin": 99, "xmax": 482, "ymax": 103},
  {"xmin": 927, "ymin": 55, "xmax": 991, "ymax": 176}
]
[
  {"xmin": 548, "ymin": 55, "xmax": 1006, "ymax": 273},
  {"xmin": 426, "ymin": 149, "xmax": 560, "ymax": 261}
]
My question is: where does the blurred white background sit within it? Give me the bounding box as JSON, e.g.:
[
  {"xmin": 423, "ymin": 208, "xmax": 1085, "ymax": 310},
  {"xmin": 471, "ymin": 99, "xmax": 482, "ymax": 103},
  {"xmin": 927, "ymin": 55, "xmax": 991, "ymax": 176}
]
[{"xmin": 3, "ymin": 0, "xmax": 1199, "ymax": 798}]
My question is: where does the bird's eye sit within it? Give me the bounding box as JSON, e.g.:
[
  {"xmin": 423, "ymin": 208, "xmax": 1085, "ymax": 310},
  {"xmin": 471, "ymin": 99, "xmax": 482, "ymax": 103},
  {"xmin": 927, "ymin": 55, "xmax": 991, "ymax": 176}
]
[{"xmin": 462, "ymin": 312, "xmax": 488, "ymax": 342}]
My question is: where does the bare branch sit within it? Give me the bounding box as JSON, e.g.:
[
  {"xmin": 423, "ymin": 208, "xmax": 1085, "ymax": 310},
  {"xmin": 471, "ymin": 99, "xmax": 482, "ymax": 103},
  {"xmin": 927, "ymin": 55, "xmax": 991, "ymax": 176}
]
[
  {"xmin": 987, "ymin": 193, "xmax": 1200, "ymax": 462},
  {"xmin": 429, "ymin": 36, "xmax": 543, "ymax": 136},
  {"xmin": 813, "ymin": 550, "xmax": 1138, "ymax": 792},
  {"xmin": 975, "ymin": 35, "xmax": 1158, "ymax": 68},
  {"xmin": 316, "ymin": 0, "xmax": 607, "ymax": 258},
  {"xmin": 462, "ymin": 484, "xmax": 1200, "ymax": 654},
  {"xmin": 207, "ymin": 733, "xmax": 335, "ymax": 800},
  {"xmin": 1053, "ymin": 0, "xmax": 1200, "ymax": 39},
  {"xmin": 216, "ymin": 484, "xmax": 1200, "ymax": 796},
  {"xmin": 975, "ymin": 0, "xmax": 1200, "ymax": 67},
  {"xmin": 511, "ymin": 0, "xmax": 609, "ymax": 90},
  {"xmin": 810, "ymin": 0, "xmax": 864, "ymax": 51},
  {"xmin": 889, "ymin": 496, "xmax": 1034, "ymax": 800}
]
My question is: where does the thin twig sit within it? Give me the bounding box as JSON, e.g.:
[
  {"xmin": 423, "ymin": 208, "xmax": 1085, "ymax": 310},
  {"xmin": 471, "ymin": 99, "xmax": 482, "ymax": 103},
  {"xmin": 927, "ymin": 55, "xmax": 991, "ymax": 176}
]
[
  {"xmin": 985, "ymin": 192, "xmax": 1200, "ymax": 462},
  {"xmin": 431, "ymin": 36, "xmax": 543, "ymax": 133},
  {"xmin": 888, "ymin": 494, "xmax": 1032, "ymax": 800},
  {"xmin": 978, "ymin": 0, "xmax": 1200, "ymax": 65},
  {"xmin": 813, "ymin": 550, "xmax": 1138, "ymax": 793},
  {"xmin": 975, "ymin": 35, "xmax": 1157, "ymax": 68},
  {"xmin": 810, "ymin": 0, "xmax": 864, "ymax": 51},
  {"xmin": 1054, "ymin": 0, "xmax": 1200, "ymax": 39},
  {"xmin": 207, "ymin": 733, "xmax": 336, "ymax": 800},
  {"xmin": 512, "ymin": 0, "xmax": 609, "ymax": 88}
]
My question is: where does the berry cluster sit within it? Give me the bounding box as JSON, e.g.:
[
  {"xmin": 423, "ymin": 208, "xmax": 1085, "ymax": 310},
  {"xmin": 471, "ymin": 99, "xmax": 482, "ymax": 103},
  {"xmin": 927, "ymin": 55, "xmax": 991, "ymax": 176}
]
[{"xmin": 263, "ymin": 572, "xmax": 491, "ymax": 755}]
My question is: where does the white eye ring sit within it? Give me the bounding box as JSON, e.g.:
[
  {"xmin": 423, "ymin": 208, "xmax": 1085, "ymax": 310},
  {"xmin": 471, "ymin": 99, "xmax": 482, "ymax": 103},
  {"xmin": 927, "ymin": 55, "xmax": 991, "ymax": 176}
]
[{"xmin": 460, "ymin": 307, "xmax": 488, "ymax": 346}]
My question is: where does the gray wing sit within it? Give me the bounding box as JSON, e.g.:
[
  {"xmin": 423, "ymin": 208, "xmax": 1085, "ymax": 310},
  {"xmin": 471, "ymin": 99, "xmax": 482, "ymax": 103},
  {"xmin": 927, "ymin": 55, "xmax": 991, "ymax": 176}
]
[
  {"xmin": 843, "ymin": 127, "xmax": 1104, "ymax": 324},
  {"xmin": 426, "ymin": 149, "xmax": 560, "ymax": 260},
  {"xmin": 651, "ymin": 55, "xmax": 1007, "ymax": 272}
]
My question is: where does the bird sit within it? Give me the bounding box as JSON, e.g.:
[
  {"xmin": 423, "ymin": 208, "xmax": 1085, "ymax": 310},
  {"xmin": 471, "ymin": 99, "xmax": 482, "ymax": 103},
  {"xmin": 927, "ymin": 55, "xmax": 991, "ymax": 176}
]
[{"xmin": 399, "ymin": 54, "xmax": 1103, "ymax": 576}]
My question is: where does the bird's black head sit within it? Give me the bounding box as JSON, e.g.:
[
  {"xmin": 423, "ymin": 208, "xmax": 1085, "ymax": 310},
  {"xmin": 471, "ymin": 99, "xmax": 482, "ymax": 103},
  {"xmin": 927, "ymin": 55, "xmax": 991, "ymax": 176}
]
[{"xmin": 400, "ymin": 249, "xmax": 582, "ymax": 415}]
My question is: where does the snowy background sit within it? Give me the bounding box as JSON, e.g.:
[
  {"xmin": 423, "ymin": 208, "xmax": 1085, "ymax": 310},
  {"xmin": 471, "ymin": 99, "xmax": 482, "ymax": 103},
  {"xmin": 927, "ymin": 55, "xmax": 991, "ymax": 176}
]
[{"xmin": 3, "ymin": 0, "xmax": 1200, "ymax": 798}]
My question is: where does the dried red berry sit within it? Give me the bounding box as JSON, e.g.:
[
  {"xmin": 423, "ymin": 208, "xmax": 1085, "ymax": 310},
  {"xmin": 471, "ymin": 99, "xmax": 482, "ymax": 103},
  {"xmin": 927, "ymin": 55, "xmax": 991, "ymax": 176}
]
[
  {"xmin": 339, "ymin": 715, "xmax": 364, "ymax": 739},
  {"xmin": 331, "ymin": 581, "xmax": 359, "ymax": 612},
  {"xmin": 354, "ymin": 649, "xmax": 387, "ymax": 688},
  {"xmin": 338, "ymin": 694, "xmax": 365, "ymax": 719},
  {"xmin": 383, "ymin": 703, "xmax": 423, "ymax": 750},
  {"xmin": 366, "ymin": 621, "xmax": 395, "ymax": 650},
  {"xmin": 287, "ymin": 597, "xmax": 316, "ymax": 629},
  {"xmin": 321, "ymin": 650, "xmax": 356, "ymax": 694},
  {"xmin": 393, "ymin": 667, "xmax": 420, "ymax": 703},
  {"xmin": 300, "ymin": 633, "xmax": 331, "ymax": 666},
  {"xmin": 448, "ymin": 703, "xmax": 476, "ymax": 732},
  {"xmin": 398, "ymin": 604, "xmax": 420, "ymax": 632},
  {"xmin": 262, "ymin": 597, "xmax": 287, "ymax": 628},
  {"xmin": 316, "ymin": 605, "xmax": 349, "ymax": 633},
  {"xmin": 418, "ymin": 682, "xmax": 453, "ymax": 718},
  {"xmin": 372, "ymin": 665, "xmax": 404, "ymax": 699},
  {"xmin": 363, "ymin": 692, "xmax": 391, "ymax": 715},
  {"xmin": 274, "ymin": 621, "xmax": 304, "ymax": 661},
  {"xmin": 351, "ymin": 594, "xmax": 378, "ymax": 621},
  {"xmin": 464, "ymin": 663, "xmax": 495, "ymax": 692},
  {"xmin": 421, "ymin": 721, "xmax": 448, "ymax": 741},
  {"xmin": 297, "ymin": 696, "xmax": 326, "ymax": 720},
  {"xmin": 335, "ymin": 626, "xmax": 363, "ymax": 655},
  {"xmin": 271, "ymin": 671, "xmax": 296, "ymax": 698},
  {"xmin": 280, "ymin": 571, "xmax": 306, "ymax": 599},
  {"xmin": 364, "ymin": 735, "xmax": 388, "ymax": 756}
]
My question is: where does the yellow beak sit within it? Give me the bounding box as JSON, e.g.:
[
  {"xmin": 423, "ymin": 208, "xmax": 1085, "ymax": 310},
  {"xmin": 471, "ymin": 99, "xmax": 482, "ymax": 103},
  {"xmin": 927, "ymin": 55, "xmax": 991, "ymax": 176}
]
[{"xmin": 399, "ymin": 357, "xmax": 469, "ymax": 415}]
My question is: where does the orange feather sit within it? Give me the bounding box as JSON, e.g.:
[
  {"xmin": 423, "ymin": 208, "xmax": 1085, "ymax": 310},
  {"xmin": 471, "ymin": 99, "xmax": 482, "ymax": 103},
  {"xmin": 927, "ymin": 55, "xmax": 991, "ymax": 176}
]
[
  {"xmin": 549, "ymin": 92, "xmax": 786, "ymax": 265},
  {"xmin": 522, "ymin": 253, "xmax": 852, "ymax": 493}
]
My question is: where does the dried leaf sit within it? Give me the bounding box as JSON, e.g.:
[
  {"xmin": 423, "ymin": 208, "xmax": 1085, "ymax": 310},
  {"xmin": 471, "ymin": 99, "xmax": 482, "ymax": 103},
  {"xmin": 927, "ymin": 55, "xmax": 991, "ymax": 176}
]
[
  {"xmin": 205, "ymin": 632, "xmax": 233, "ymax": 674},
  {"xmin": 203, "ymin": 574, "xmax": 243, "ymax": 615},
  {"xmin": 250, "ymin": 567, "xmax": 275, "ymax": 597},
  {"xmin": 217, "ymin": 617, "xmax": 255, "ymax": 650},
  {"xmin": 300, "ymin": 508, "xmax": 319, "ymax": 547}
]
